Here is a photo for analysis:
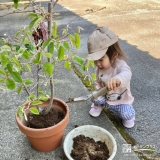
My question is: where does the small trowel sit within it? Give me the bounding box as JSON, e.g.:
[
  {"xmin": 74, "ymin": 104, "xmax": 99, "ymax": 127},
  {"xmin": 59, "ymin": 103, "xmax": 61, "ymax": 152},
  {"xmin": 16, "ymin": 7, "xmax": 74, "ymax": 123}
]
[{"xmin": 66, "ymin": 86, "xmax": 109, "ymax": 103}]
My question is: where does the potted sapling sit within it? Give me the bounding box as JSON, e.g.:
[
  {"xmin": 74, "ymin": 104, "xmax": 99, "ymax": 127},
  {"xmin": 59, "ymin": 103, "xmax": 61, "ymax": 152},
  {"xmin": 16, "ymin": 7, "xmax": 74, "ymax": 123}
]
[{"xmin": 0, "ymin": 0, "xmax": 86, "ymax": 152}]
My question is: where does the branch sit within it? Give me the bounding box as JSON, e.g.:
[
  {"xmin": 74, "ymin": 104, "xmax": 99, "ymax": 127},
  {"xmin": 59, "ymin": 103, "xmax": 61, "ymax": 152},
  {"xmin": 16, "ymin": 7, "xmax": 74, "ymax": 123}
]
[
  {"xmin": 0, "ymin": 0, "xmax": 40, "ymax": 18},
  {"xmin": 0, "ymin": 10, "xmax": 34, "ymax": 18},
  {"xmin": 53, "ymin": 0, "xmax": 59, "ymax": 8},
  {"xmin": 22, "ymin": 83, "xmax": 30, "ymax": 96},
  {"xmin": 36, "ymin": 65, "xmax": 41, "ymax": 98}
]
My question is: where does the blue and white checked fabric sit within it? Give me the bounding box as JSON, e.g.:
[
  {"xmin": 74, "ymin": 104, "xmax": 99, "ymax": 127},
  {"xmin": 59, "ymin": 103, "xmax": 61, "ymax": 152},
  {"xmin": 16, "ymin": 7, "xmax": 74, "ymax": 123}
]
[{"xmin": 93, "ymin": 96, "xmax": 135, "ymax": 120}]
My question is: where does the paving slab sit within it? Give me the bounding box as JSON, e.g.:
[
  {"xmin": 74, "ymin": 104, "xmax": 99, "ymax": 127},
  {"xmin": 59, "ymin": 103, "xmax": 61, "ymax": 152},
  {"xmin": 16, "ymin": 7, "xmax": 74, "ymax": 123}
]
[{"xmin": 57, "ymin": 0, "xmax": 160, "ymax": 154}]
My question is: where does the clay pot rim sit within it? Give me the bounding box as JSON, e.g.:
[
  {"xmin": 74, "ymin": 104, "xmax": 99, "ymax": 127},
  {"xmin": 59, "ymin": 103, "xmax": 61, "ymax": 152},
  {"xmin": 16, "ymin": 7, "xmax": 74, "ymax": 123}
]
[{"xmin": 16, "ymin": 97, "xmax": 69, "ymax": 132}]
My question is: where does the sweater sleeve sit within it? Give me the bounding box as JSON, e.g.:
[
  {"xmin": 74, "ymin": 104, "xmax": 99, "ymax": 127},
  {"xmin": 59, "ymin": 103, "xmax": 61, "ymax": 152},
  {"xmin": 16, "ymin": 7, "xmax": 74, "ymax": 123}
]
[{"xmin": 114, "ymin": 62, "xmax": 132, "ymax": 88}]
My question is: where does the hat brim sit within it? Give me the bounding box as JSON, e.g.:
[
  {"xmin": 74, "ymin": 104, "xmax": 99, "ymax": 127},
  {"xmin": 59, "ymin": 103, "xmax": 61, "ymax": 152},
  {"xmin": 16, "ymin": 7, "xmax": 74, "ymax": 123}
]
[{"xmin": 87, "ymin": 47, "xmax": 108, "ymax": 61}]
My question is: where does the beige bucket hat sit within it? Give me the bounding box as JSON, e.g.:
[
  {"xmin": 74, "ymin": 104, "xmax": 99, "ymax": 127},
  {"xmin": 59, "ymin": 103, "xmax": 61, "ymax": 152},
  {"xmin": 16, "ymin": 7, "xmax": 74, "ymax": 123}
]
[{"xmin": 87, "ymin": 26, "xmax": 118, "ymax": 60}]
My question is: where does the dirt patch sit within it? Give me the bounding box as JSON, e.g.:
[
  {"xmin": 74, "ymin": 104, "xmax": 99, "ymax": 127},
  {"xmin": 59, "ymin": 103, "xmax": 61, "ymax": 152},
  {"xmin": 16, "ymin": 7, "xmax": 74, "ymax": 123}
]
[
  {"xmin": 27, "ymin": 107, "xmax": 65, "ymax": 129},
  {"xmin": 71, "ymin": 135, "xmax": 110, "ymax": 160}
]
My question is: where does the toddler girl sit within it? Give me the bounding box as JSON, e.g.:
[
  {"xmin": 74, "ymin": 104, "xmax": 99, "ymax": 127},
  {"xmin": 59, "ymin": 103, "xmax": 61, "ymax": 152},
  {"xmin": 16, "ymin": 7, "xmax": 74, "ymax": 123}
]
[{"xmin": 87, "ymin": 26, "xmax": 135, "ymax": 128}]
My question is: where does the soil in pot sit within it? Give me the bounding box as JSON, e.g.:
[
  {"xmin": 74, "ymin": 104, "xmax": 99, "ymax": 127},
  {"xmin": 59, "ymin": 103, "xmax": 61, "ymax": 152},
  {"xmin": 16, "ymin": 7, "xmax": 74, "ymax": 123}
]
[
  {"xmin": 71, "ymin": 135, "xmax": 110, "ymax": 160},
  {"xmin": 27, "ymin": 107, "xmax": 65, "ymax": 129}
]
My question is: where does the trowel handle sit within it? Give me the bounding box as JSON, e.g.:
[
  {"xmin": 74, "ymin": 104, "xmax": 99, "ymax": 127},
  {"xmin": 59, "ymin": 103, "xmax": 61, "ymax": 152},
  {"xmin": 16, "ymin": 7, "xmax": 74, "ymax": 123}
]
[{"xmin": 92, "ymin": 86, "xmax": 109, "ymax": 99}]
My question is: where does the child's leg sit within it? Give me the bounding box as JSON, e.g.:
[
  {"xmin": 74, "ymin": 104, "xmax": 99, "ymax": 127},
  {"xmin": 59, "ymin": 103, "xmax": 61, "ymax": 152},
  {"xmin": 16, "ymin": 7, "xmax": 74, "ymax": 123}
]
[
  {"xmin": 109, "ymin": 104, "xmax": 135, "ymax": 128},
  {"xmin": 89, "ymin": 96, "xmax": 106, "ymax": 117}
]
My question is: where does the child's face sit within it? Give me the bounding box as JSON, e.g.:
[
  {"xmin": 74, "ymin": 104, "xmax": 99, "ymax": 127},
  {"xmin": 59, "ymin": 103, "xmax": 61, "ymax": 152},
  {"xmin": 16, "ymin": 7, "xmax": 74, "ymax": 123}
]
[{"xmin": 94, "ymin": 54, "xmax": 111, "ymax": 70}]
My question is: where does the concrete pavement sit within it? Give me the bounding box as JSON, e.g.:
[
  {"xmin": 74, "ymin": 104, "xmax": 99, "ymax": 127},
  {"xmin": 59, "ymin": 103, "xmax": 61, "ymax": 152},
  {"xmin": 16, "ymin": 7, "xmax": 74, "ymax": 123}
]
[
  {"xmin": 57, "ymin": 0, "xmax": 160, "ymax": 154},
  {"xmin": 0, "ymin": 0, "xmax": 160, "ymax": 159}
]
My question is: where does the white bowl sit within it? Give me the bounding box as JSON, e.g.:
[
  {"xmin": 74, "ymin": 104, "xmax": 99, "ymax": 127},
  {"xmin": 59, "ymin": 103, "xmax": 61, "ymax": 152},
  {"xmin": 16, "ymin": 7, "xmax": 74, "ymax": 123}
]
[{"xmin": 63, "ymin": 125, "xmax": 117, "ymax": 160}]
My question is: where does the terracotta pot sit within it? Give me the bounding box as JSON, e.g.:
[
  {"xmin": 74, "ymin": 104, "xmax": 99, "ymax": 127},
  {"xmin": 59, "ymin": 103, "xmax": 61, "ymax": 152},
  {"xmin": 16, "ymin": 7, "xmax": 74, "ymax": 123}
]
[{"xmin": 15, "ymin": 98, "xmax": 69, "ymax": 152}]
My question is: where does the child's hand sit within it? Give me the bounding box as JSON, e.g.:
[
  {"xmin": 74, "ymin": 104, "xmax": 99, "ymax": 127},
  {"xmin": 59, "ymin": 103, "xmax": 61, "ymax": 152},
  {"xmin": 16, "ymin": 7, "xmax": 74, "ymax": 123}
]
[{"xmin": 107, "ymin": 78, "xmax": 121, "ymax": 91}]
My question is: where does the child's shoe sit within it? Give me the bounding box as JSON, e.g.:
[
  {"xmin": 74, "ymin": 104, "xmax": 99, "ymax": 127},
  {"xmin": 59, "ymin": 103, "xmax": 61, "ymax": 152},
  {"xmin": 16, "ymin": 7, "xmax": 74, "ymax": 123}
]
[
  {"xmin": 89, "ymin": 103, "xmax": 104, "ymax": 117},
  {"xmin": 122, "ymin": 117, "xmax": 135, "ymax": 128}
]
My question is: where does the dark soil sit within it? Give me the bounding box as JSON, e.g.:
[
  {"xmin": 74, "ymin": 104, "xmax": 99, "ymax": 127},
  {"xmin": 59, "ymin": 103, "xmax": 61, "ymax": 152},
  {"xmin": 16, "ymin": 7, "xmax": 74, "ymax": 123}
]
[
  {"xmin": 71, "ymin": 135, "xmax": 110, "ymax": 160},
  {"xmin": 27, "ymin": 107, "xmax": 65, "ymax": 129}
]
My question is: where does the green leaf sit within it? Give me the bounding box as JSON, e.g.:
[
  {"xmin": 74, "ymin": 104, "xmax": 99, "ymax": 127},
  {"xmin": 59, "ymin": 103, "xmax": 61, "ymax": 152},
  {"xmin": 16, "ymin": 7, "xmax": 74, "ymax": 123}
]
[
  {"xmin": 0, "ymin": 69, "xmax": 6, "ymax": 75},
  {"xmin": 16, "ymin": 45, "xmax": 20, "ymax": 51},
  {"xmin": 25, "ymin": 64, "xmax": 31, "ymax": 72},
  {"xmin": 22, "ymin": 37, "xmax": 29, "ymax": 44},
  {"xmin": 52, "ymin": 22, "xmax": 57, "ymax": 37},
  {"xmin": 44, "ymin": 52, "xmax": 52, "ymax": 58},
  {"xmin": 56, "ymin": 43, "xmax": 60, "ymax": 49},
  {"xmin": 48, "ymin": 42, "xmax": 54, "ymax": 54},
  {"xmin": 43, "ymin": 62, "xmax": 53, "ymax": 76},
  {"xmin": 89, "ymin": 60, "xmax": 95, "ymax": 68},
  {"xmin": 1, "ymin": 54, "xmax": 8, "ymax": 67},
  {"xmin": 17, "ymin": 106, "xmax": 24, "ymax": 118},
  {"xmin": 28, "ymin": 13, "xmax": 38, "ymax": 19},
  {"xmin": 30, "ymin": 107, "xmax": 39, "ymax": 115},
  {"xmin": 11, "ymin": 72, "xmax": 22, "ymax": 83},
  {"xmin": 33, "ymin": 52, "xmax": 41, "ymax": 64},
  {"xmin": 81, "ymin": 65, "xmax": 86, "ymax": 72},
  {"xmin": 42, "ymin": 38, "xmax": 51, "ymax": 50},
  {"xmin": 92, "ymin": 73, "xmax": 96, "ymax": 81},
  {"xmin": 74, "ymin": 33, "xmax": 80, "ymax": 48},
  {"xmin": 29, "ymin": 17, "xmax": 42, "ymax": 29},
  {"xmin": 69, "ymin": 35, "xmax": 75, "ymax": 46},
  {"xmin": 52, "ymin": 60, "xmax": 56, "ymax": 67},
  {"xmin": 31, "ymin": 100, "xmax": 43, "ymax": 106},
  {"xmin": 58, "ymin": 46, "xmax": 65, "ymax": 61},
  {"xmin": 64, "ymin": 61, "xmax": 71, "ymax": 70},
  {"xmin": 24, "ymin": 4, "xmax": 30, "ymax": 10},
  {"xmin": 1, "ymin": 45, "xmax": 11, "ymax": 51},
  {"xmin": 73, "ymin": 55, "xmax": 84, "ymax": 65},
  {"xmin": 62, "ymin": 28, "xmax": 67, "ymax": 35},
  {"xmin": 13, "ymin": 45, "xmax": 20, "ymax": 51},
  {"xmin": 7, "ymin": 64, "xmax": 13, "ymax": 74},
  {"xmin": 25, "ymin": 44, "xmax": 32, "ymax": 51},
  {"xmin": 11, "ymin": 57, "xmax": 21, "ymax": 71},
  {"xmin": 13, "ymin": 0, "xmax": 19, "ymax": 9},
  {"xmin": 23, "ymin": 79, "xmax": 33, "ymax": 85},
  {"xmin": 28, "ymin": 94, "xmax": 36, "ymax": 101},
  {"xmin": 17, "ymin": 86, "xmax": 22, "ymax": 94},
  {"xmin": 22, "ymin": 50, "xmax": 30, "ymax": 60},
  {"xmin": 15, "ymin": 31, "xmax": 20, "ymax": 37},
  {"xmin": 38, "ymin": 96, "xmax": 49, "ymax": 101},
  {"xmin": 63, "ymin": 42, "xmax": 70, "ymax": 51},
  {"xmin": 85, "ymin": 78, "xmax": 92, "ymax": 86},
  {"xmin": 6, "ymin": 78, "xmax": 16, "ymax": 90}
]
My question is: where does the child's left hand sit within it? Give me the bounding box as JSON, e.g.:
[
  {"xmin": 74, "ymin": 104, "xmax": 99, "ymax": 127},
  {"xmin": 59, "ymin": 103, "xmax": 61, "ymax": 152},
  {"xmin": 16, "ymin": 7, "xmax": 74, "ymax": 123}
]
[{"xmin": 107, "ymin": 78, "xmax": 121, "ymax": 91}]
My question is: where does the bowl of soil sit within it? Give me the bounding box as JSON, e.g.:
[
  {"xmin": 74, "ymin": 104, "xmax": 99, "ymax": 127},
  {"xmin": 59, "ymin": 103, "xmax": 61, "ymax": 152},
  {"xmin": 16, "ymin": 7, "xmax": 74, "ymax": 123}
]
[{"xmin": 63, "ymin": 125, "xmax": 117, "ymax": 160}]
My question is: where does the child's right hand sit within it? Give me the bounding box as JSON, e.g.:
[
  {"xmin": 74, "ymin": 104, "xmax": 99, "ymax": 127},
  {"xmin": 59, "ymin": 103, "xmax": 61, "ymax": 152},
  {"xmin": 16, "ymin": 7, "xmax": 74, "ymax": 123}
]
[{"xmin": 107, "ymin": 78, "xmax": 121, "ymax": 91}]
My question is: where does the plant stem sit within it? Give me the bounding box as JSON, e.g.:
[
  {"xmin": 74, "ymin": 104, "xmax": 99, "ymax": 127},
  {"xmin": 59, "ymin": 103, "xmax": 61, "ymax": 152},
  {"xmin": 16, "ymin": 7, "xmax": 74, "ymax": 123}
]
[
  {"xmin": 45, "ymin": 1, "xmax": 54, "ymax": 114},
  {"xmin": 22, "ymin": 83, "xmax": 30, "ymax": 96},
  {"xmin": 36, "ymin": 65, "xmax": 40, "ymax": 98}
]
